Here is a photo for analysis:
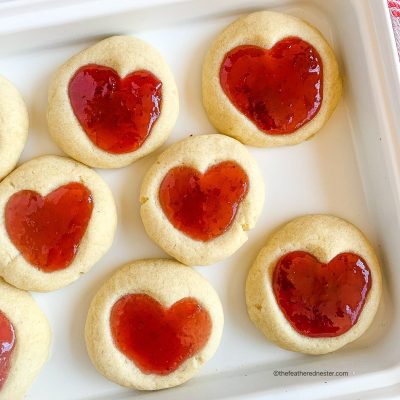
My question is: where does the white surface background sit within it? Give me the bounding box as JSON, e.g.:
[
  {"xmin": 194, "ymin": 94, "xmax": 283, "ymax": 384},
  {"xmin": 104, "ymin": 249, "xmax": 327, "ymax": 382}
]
[{"xmin": 0, "ymin": 0, "xmax": 399, "ymax": 399}]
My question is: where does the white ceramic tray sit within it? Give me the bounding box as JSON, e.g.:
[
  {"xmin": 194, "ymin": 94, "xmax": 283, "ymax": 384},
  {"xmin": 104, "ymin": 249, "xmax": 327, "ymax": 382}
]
[{"xmin": 1, "ymin": 0, "xmax": 400, "ymax": 399}]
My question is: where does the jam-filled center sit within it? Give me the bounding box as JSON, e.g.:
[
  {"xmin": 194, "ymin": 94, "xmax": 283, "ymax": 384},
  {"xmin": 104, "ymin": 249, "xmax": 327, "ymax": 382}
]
[
  {"xmin": 68, "ymin": 64, "xmax": 162, "ymax": 154},
  {"xmin": 158, "ymin": 161, "xmax": 248, "ymax": 241},
  {"xmin": 273, "ymin": 251, "xmax": 371, "ymax": 337},
  {"xmin": 220, "ymin": 37, "xmax": 323, "ymax": 134},
  {"xmin": 0, "ymin": 311, "xmax": 15, "ymax": 389},
  {"xmin": 110, "ymin": 293, "xmax": 212, "ymax": 375},
  {"xmin": 5, "ymin": 182, "xmax": 93, "ymax": 272}
]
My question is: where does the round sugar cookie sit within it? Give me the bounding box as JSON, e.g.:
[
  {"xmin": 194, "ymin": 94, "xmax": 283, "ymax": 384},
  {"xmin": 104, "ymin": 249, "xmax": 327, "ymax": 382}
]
[
  {"xmin": 246, "ymin": 215, "xmax": 382, "ymax": 355},
  {"xmin": 0, "ymin": 155, "xmax": 117, "ymax": 291},
  {"xmin": 0, "ymin": 75, "xmax": 28, "ymax": 180},
  {"xmin": 85, "ymin": 259, "xmax": 224, "ymax": 390},
  {"xmin": 0, "ymin": 278, "xmax": 51, "ymax": 400},
  {"xmin": 202, "ymin": 11, "xmax": 342, "ymax": 147},
  {"xmin": 140, "ymin": 134, "xmax": 265, "ymax": 266},
  {"xmin": 47, "ymin": 35, "xmax": 179, "ymax": 168}
]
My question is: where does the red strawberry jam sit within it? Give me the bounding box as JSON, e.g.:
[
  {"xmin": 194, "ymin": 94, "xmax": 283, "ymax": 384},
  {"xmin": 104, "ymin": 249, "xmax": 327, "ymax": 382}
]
[
  {"xmin": 273, "ymin": 251, "xmax": 371, "ymax": 337},
  {"xmin": 110, "ymin": 294, "xmax": 211, "ymax": 375},
  {"xmin": 0, "ymin": 311, "xmax": 15, "ymax": 389},
  {"xmin": 220, "ymin": 37, "xmax": 323, "ymax": 134},
  {"xmin": 159, "ymin": 161, "xmax": 248, "ymax": 241},
  {"xmin": 5, "ymin": 182, "xmax": 93, "ymax": 272},
  {"xmin": 68, "ymin": 64, "xmax": 162, "ymax": 154}
]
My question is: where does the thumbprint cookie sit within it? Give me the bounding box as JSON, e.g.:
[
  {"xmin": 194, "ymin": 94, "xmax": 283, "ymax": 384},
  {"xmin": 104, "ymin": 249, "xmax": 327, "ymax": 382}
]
[
  {"xmin": 0, "ymin": 155, "xmax": 117, "ymax": 291},
  {"xmin": 202, "ymin": 11, "xmax": 342, "ymax": 147},
  {"xmin": 47, "ymin": 36, "xmax": 179, "ymax": 168},
  {"xmin": 85, "ymin": 259, "xmax": 223, "ymax": 390},
  {"xmin": 0, "ymin": 278, "xmax": 51, "ymax": 400},
  {"xmin": 246, "ymin": 215, "xmax": 382, "ymax": 354},
  {"xmin": 0, "ymin": 76, "xmax": 28, "ymax": 180},
  {"xmin": 140, "ymin": 134, "xmax": 265, "ymax": 265}
]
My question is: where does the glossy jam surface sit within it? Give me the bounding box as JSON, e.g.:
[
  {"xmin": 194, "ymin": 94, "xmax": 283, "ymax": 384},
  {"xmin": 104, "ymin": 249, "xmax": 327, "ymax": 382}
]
[
  {"xmin": 110, "ymin": 294, "xmax": 211, "ymax": 375},
  {"xmin": 68, "ymin": 64, "xmax": 162, "ymax": 154},
  {"xmin": 273, "ymin": 251, "xmax": 371, "ymax": 337},
  {"xmin": 220, "ymin": 38, "xmax": 323, "ymax": 134},
  {"xmin": 159, "ymin": 161, "xmax": 248, "ymax": 241},
  {"xmin": 0, "ymin": 311, "xmax": 15, "ymax": 389},
  {"xmin": 5, "ymin": 182, "xmax": 93, "ymax": 272}
]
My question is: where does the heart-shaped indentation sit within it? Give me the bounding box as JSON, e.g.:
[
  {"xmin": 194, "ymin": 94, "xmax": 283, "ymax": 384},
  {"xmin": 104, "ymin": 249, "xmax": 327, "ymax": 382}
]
[
  {"xmin": 220, "ymin": 37, "xmax": 323, "ymax": 134},
  {"xmin": 273, "ymin": 251, "xmax": 371, "ymax": 337},
  {"xmin": 5, "ymin": 182, "xmax": 93, "ymax": 272},
  {"xmin": 68, "ymin": 64, "xmax": 162, "ymax": 154},
  {"xmin": 0, "ymin": 311, "xmax": 15, "ymax": 389},
  {"xmin": 159, "ymin": 161, "xmax": 248, "ymax": 241},
  {"xmin": 110, "ymin": 294, "xmax": 211, "ymax": 375}
]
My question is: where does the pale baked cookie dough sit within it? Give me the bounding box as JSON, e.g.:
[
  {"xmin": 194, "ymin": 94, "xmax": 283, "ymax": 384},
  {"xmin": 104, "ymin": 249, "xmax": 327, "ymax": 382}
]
[
  {"xmin": 47, "ymin": 36, "xmax": 179, "ymax": 168},
  {"xmin": 0, "ymin": 278, "xmax": 51, "ymax": 400},
  {"xmin": 0, "ymin": 155, "xmax": 117, "ymax": 291},
  {"xmin": 202, "ymin": 11, "xmax": 342, "ymax": 147},
  {"xmin": 85, "ymin": 259, "xmax": 224, "ymax": 390},
  {"xmin": 0, "ymin": 75, "xmax": 28, "ymax": 180},
  {"xmin": 246, "ymin": 215, "xmax": 382, "ymax": 355},
  {"xmin": 140, "ymin": 134, "xmax": 265, "ymax": 266}
]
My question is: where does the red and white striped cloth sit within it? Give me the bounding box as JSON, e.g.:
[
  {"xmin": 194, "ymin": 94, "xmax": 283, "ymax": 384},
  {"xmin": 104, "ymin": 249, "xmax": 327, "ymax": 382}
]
[{"xmin": 388, "ymin": 0, "xmax": 400, "ymax": 56}]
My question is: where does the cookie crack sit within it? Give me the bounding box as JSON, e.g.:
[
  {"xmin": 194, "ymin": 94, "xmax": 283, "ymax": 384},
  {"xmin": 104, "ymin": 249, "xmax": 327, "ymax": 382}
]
[{"xmin": 140, "ymin": 196, "xmax": 149, "ymax": 205}]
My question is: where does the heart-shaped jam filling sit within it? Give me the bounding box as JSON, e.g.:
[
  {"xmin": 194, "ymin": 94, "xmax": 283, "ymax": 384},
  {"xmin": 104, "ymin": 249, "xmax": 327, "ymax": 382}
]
[
  {"xmin": 220, "ymin": 37, "xmax": 323, "ymax": 134},
  {"xmin": 68, "ymin": 64, "xmax": 162, "ymax": 154},
  {"xmin": 159, "ymin": 161, "xmax": 248, "ymax": 241},
  {"xmin": 273, "ymin": 251, "xmax": 371, "ymax": 337},
  {"xmin": 110, "ymin": 294, "xmax": 211, "ymax": 375},
  {"xmin": 5, "ymin": 182, "xmax": 93, "ymax": 272},
  {"xmin": 0, "ymin": 311, "xmax": 15, "ymax": 389}
]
